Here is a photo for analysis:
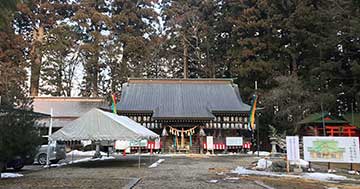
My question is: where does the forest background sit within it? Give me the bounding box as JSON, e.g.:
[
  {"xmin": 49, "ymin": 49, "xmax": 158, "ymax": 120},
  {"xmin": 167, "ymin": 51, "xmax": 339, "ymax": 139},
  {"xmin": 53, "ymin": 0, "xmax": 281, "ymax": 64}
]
[{"xmin": 0, "ymin": 0, "xmax": 359, "ymax": 135}]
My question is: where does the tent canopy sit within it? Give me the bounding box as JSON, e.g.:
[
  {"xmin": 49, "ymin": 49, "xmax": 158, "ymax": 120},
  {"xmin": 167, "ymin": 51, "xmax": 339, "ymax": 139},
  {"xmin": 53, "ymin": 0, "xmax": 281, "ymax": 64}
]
[{"xmin": 50, "ymin": 108, "xmax": 159, "ymax": 141}]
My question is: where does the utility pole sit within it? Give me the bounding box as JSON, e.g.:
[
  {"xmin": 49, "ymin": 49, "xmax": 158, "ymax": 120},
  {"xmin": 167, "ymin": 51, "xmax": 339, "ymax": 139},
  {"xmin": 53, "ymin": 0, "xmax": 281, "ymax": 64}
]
[
  {"xmin": 321, "ymin": 102, "xmax": 326, "ymax": 136},
  {"xmin": 351, "ymin": 102, "xmax": 354, "ymax": 124}
]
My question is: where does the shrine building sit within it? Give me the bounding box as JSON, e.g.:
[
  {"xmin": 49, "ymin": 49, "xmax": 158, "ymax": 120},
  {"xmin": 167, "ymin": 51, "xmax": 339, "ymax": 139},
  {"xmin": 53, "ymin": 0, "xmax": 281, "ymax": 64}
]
[{"xmin": 116, "ymin": 78, "xmax": 252, "ymax": 153}]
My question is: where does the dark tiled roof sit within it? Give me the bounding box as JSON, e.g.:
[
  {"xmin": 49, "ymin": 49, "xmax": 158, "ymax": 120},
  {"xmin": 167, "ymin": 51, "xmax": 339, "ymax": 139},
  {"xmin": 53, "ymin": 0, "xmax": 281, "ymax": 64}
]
[
  {"xmin": 117, "ymin": 78, "xmax": 251, "ymax": 119},
  {"xmin": 33, "ymin": 97, "xmax": 107, "ymax": 118}
]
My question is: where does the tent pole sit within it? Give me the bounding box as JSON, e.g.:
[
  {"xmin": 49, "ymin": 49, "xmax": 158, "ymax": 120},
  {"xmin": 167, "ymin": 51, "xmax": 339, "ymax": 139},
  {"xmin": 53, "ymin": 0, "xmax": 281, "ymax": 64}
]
[
  {"xmin": 138, "ymin": 139, "xmax": 141, "ymax": 168},
  {"xmin": 46, "ymin": 108, "xmax": 53, "ymax": 167},
  {"xmin": 71, "ymin": 141, "xmax": 74, "ymax": 163}
]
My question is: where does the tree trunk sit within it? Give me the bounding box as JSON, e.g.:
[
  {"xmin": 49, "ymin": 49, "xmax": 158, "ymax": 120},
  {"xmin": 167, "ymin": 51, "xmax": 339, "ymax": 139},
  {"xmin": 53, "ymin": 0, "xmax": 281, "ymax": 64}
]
[
  {"xmin": 91, "ymin": 53, "xmax": 100, "ymax": 97},
  {"xmin": 93, "ymin": 64, "xmax": 99, "ymax": 97},
  {"xmin": 182, "ymin": 34, "xmax": 188, "ymax": 79},
  {"xmin": 30, "ymin": 26, "xmax": 44, "ymax": 96},
  {"xmin": 290, "ymin": 53, "xmax": 297, "ymax": 75}
]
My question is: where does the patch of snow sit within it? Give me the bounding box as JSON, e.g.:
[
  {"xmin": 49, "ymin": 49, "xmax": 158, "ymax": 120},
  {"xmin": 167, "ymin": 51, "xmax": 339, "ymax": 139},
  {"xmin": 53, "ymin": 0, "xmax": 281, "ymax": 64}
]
[
  {"xmin": 67, "ymin": 150, "xmax": 107, "ymax": 156},
  {"xmin": 71, "ymin": 156, "xmax": 115, "ymax": 164},
  {"xmin": 149, "ymin": 159, "xmax": 165, "ymax": 168},
  {"xmin": 302, "ymin": 173, "xmax": 347, "ymax": 181},
  {"xmin": 247, "ymin": 151, "xmax": 270, "ymax": 156},
  {"xmin": 290, "ymin": 159, "xmax": 309, "ymax": 168},
  {"xmin": 207, "ymin": 179, "xmax": 218, "ymax": 183},
  {"xmin": 231, "ymin": 167, "xmax": 288, "ymax": 177},
  {"xmin": 1, "ymin": 173, "xmax": 23, "ymax": 178},
  {"xmin": 348, "ymin": 170, "xmax": 359, "ymax": 175},
  {"xmin": 256, "ymin": 158, "xmax": 272, "ymax": 169},
  {"xmin": 232, "ymin": 166, "xmax": 350, "ymax": 182},
  {"xmin": 327, "ymin": 169, "xmax": 337, "ymax": 173},
  {"xmin": 307, "ymin": 168, "xmax": 315, "ymax": 172},
  {"xmin": 158, "ymin": 153, "xmax": 187, "ymax": 157},
  {"xmin": 224, "ymin": 177, "xmax": 239, "ymax": 180},
  {"xmin": 44, "ymin": 156, "xmax": 115, "ymax": 168}
]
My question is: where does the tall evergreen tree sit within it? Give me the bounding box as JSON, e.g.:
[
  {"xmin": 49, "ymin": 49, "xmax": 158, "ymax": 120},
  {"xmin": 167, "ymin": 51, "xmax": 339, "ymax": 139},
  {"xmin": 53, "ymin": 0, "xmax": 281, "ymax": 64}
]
[
  {"xmin": 40, "ymin": 25, "xmax": 81, "ymax": 96},
  {"xmin": 0, "ymin": 0, "xmax": 41, "ymax": 174},
  {"xmin": 14, "ymin": 0, "xmax": 76, "ymax": 96}
]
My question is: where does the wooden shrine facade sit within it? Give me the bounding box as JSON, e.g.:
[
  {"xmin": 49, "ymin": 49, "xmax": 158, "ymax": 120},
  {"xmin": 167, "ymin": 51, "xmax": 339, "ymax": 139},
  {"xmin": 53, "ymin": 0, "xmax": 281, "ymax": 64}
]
[
  {"xmin": 122, "ymin": 113, "xmax": 250, "ymax": 130},
  {"xmin": 116, "ymin": 78, "xmax": 252, "ymax": 153}
]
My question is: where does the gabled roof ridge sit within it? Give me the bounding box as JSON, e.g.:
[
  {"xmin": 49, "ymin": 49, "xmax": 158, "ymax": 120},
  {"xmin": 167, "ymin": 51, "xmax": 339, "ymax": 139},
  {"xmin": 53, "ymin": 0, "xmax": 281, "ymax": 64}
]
[
  {"xmin": 33, "ymin": 96, "xmax": 105, "ymax": 102},
  {"xmin": 127, "ymin": 78, "xmax": 235, "ymax": 84}
]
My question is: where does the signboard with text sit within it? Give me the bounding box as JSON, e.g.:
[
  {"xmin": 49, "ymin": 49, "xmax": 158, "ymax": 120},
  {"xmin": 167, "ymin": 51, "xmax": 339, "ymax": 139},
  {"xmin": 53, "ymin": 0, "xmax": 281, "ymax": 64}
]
[
  {"xmin": 207, "ymin": 136, "xmax": 214, "ymax": 150},
  {"xmin": 286, "ymin": 136, "xmax": 300, "ymax": 161},
  {"xmin": 129, "ymin": 139, "xmax": 148, "ymax": 147},
  {"xmin": 303, "ymin": 136, "xmax": 360, "ymax": 163},
  {"xmin": 226, "ymin": 137, "xmax": 243, "ymax": 146}
]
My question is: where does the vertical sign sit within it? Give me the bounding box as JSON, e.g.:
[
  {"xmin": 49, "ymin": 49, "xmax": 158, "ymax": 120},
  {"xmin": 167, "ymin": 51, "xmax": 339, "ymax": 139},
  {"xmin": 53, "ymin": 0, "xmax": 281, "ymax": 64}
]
[
  {"xmin": 207, "ymin": 136, "xmax": 214, "ymax": 150},
  {"xmin": 286, "ymin": 136, "xmax": 300, "ymax": 161}
]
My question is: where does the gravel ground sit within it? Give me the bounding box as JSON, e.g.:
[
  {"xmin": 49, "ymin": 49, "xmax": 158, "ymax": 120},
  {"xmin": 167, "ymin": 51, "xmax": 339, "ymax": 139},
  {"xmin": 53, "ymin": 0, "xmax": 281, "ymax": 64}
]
[
  {"xmin": 0, "ymin": 155, "xmax": 262, "ymax": 189},
  {"xmin": 1, "ymin": 155, "xmax": 359, "ymax": 189}
]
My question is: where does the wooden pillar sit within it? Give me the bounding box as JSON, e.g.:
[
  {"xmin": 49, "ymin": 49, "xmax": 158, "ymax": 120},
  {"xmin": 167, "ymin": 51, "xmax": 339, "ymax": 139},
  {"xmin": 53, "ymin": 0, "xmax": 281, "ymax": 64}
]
[
  {"xmin": 161, "ymin": 136, "xmax": 166, "ymax": 153},
  {"xmin": 199, "ymin": 135, "xmax": 203, "ymax": 154}
]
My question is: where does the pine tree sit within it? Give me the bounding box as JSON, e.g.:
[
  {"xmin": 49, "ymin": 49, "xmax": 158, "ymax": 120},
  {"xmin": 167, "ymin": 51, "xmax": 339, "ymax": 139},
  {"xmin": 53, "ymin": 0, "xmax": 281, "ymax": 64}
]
[
  {"xmin": 220, "ymin": 0, "xmax": 277, "ymax": 99},
  {"xmin": 73, "ymin": 0, "xmax": 111, "ymax": 97},
  {"xmin": 0, "ymin": 0, "xmax": 41, "ymax": 174},
  {"xmin": 14, "ymin": 0, "xmax": 77, "ymax": 96},
  {"xmin": 162, "ymin": 0, "xmax": 219, "ymax": 78},
  {"xmin": 0, "ymin": 0, "xmax": 28, "ymax": 106},
  {"xmin": 40, "ymin": 25, "xmax": 81, "ymax": 96}
]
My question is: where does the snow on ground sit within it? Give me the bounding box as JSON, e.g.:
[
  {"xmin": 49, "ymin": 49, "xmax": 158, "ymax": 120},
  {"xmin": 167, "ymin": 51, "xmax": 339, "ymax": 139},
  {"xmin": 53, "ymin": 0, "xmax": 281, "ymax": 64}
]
[
  {"xmin": 247, "ymin": 151, "xmax": 271, "ymax": 156},
  {"xmin": 66, "ymin": 150, "xmax": 107, "ymax": 156},
  {"xmin": 256, "ymin": 158, "xmax": 272, "ymax": 169},
  {"xmin": 1, "ymin": 173, "xmax": 23, "ymax": 179},
  {"xmin": 289, "ymin": 159, "xmax": 309, "ymax": 168},
  {"xmin": 231, "ymin": 166, "xmax": 350, "ymax": 182},
  {"xmin": 302, "ymin": 173, "xmax": 347, "ymax": 181},
  {"xmin": 47, "ymin": 156, "xmax": 115, "ymax": 168},
  {"xmin": 149, "ymin": 159, "xmax": 165, "ymax": 168},
  {"xmin": 231, "ymin": 167, "xmax": 288, "ymax": 177}
]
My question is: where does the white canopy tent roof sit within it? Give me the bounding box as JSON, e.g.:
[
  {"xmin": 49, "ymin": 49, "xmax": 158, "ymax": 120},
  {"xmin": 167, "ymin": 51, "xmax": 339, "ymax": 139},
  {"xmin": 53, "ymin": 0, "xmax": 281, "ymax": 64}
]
[{"xmin": 50, "ymin": 108, "xmax": 159, "ymax": 141}]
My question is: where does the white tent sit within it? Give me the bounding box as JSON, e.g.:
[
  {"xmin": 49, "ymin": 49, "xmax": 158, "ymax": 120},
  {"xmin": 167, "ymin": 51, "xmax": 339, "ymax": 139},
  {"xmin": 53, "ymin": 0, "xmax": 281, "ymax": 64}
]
[{"xmin": 50, "ymin": 108, "xmax": 159, "ymax": 141}]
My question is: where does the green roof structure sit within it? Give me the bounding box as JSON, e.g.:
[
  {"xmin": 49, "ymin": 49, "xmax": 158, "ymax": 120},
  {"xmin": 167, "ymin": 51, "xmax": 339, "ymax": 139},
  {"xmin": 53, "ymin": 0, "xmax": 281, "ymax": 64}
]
[
  {"xmin": 343, "ymin": 112, "xmax": 360, "ymax": 128},
  {"xmin": 298, "ymin": 112, "xmax": 348, "ymax": 125}
]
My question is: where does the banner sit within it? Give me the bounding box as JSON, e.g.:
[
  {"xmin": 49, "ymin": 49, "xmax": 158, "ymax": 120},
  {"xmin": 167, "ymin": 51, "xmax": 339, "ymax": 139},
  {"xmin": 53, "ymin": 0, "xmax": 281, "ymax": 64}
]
[
  {"xmin": 155, "ymin": 138, "xmax": 161, "ymax": 149},
  {"xmin": 206, "ymin": 136, "xmax": 214, "ymax": 150},
  {"xmin": 226, "ymin": 137, "xmax": 243, "ymax": 146},
  {"xmin": 115, "ymin": 140, "xmax": 129, "ymax": 150},
  {"xmin": 129, "ymin": 139, "xmax": 148, "ymax": 147},
  {"xmin": 286, "ymin": 136, "xmax": 300, "ymax": 161},
  {"xmin": 303, "ymin": 136, "xmax": 360, "ymax": 163}
]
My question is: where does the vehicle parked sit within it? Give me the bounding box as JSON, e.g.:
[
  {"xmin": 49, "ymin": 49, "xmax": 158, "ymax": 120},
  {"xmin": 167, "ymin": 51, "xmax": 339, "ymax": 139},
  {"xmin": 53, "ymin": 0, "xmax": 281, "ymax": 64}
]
[
  {"xmin": 34, "ymin": 141, "xmax": 66, "ymax": 165},
  {"xmin": 2, "ymin": 155, "xmax": 34, "ymax": 171}
]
